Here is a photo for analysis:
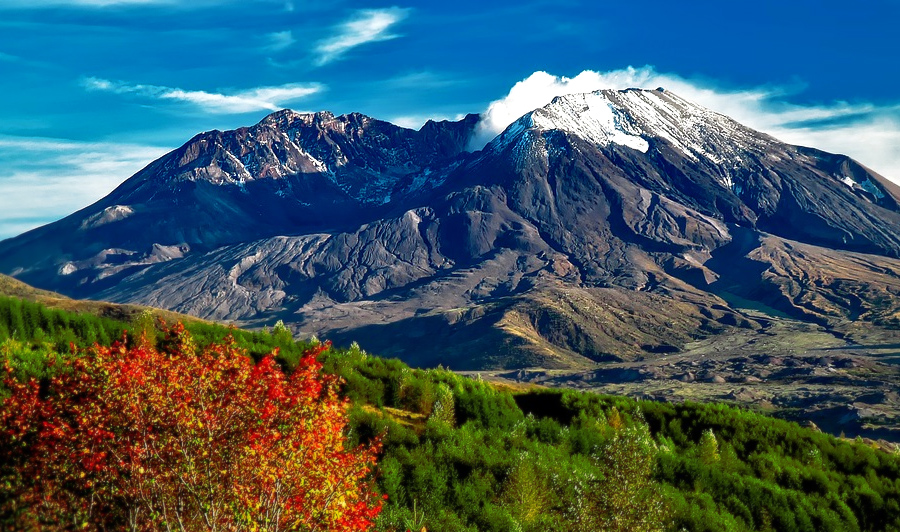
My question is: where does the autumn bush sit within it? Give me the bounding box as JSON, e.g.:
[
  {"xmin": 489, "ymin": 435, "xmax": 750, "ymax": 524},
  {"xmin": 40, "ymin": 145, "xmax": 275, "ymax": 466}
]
[{"xmin": 0, "ymin": 324, "xmax": 382, "ymax": 531}]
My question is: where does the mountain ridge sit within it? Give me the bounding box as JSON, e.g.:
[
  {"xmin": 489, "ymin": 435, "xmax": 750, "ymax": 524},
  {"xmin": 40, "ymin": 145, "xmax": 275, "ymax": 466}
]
[{"xmin": 2, "ymin": 88, "xmax": 899, "ymax": 369}]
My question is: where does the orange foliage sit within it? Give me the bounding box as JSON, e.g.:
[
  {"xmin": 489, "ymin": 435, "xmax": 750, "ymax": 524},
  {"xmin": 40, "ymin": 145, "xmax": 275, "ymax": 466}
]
[{"xmin": 0, "ymin": 324, "xmax": 382, "ymax": 531}]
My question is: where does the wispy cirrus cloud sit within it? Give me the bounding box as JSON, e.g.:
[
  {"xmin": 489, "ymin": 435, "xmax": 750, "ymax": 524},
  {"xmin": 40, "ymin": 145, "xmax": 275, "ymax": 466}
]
[
  {"xmin": 313, "ymin": 7, "xmax": 410, "ymax": 66},
  {"xmin": 82, "ymin": 77, "xmax": 324, "ymax": 114},
  {"xmin": 0, "ymin": 136, "xmax": 169, "ymax": 240},
  {"xmin": 472, "ymin": 67, "xmax": 900, "ymax": 184},
  {"xmin": 381, "ymin": 71, "xmax": 461, "ymax": 90},
  {"xmin": 263, "ymin": 30, "xmax": 296, "ymax": 53}
]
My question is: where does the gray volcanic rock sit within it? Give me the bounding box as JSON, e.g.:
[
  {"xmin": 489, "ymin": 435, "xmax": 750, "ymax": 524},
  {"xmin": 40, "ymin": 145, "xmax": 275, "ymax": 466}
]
[
  {"xmin": 471, "ymin": 90, "xmax": 900, "ymax": 258},
  {"xmin": 0, "ymin": 111, "xmax": 477, "ymax": 295},
  {"xmin": 2, "ymin": 89, "xmax": 900, "ymax": 369}
]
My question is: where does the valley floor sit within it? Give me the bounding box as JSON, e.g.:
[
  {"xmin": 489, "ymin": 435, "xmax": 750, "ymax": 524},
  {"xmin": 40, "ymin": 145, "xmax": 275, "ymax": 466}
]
[{"xmin": 466, "ymin": 309, "xmax": 900, "ymax": 444}]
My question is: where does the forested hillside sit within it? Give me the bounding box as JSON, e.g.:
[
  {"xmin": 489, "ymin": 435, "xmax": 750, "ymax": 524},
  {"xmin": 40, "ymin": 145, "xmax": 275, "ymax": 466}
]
[{"xmin": 1, "ymin": 295, "xmax": 899, "ymax": 531}]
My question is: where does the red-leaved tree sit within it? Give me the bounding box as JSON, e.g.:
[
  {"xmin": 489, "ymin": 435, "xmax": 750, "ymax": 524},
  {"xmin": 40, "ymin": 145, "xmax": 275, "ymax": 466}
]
[{"xmin": 0, "ymin": 324, "xmax": 382, "ymax": 531}]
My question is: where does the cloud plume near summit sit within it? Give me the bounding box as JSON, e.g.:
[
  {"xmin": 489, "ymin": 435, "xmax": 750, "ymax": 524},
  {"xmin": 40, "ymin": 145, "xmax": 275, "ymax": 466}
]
[{"xmin": 471, "ymin": 67, "xmax": 900, "ymax": 184}]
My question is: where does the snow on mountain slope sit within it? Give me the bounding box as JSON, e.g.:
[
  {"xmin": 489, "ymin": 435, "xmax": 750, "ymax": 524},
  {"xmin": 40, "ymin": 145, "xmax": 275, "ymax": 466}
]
[
  {"xmin": 491, "ymin": 88, "xmax": 778, "ymax": 183},
  {"xmin": 525, "ymin": 91, "xmax": 650, "ymax": 152}
]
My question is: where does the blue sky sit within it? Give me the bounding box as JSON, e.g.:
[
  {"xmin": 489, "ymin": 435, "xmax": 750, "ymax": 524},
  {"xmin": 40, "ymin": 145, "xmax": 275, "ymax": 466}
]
[{"xmin": 1, "ymin": 0, "xmax": 899, "ymax": 239}]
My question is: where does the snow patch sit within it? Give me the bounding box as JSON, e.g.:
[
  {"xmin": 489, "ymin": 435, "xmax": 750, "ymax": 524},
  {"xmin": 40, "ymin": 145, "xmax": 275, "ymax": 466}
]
[
  {"xmin": 528, "ymin": 92, "xmax": 649, "ymax": 153},
  {"xmin": 224, "ymin": 151, "xmax": 253, "ymax": 182}
]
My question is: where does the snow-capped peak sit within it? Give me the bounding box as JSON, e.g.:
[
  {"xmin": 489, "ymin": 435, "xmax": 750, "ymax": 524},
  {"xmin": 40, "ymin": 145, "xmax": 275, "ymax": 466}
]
[
  {"xmin": 603, "ymin": 88, "xmax": 765, "ymax": 163},
  {"xmin": 528, "ymin": 91, "xmax": 650, "ymax": 152},
  {"xmin": 492, "ymin": 88, "xmax": 767, "ymax": 167}
]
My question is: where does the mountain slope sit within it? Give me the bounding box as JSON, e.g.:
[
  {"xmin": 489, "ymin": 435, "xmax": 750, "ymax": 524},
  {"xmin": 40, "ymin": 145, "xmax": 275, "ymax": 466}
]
[
  {"xmin": 1, "ymin": 89, "xmax": 899, "ymax": 369},
  {"xmin": 0, "ymin": 112, "xmax": 478, "ymax": 294}
]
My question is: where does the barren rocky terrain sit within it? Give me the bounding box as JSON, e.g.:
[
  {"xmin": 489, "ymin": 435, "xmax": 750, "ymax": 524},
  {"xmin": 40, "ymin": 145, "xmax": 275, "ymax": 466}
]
[{"xmin": 473, "ymin": 302, "xmax": 900, "ymax": 441}]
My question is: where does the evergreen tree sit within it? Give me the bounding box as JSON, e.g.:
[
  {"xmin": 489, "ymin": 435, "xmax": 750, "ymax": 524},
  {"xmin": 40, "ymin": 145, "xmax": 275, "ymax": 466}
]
[{"xmin": 699, "ymin": 428, "xmax": 720, "ymax": 465}]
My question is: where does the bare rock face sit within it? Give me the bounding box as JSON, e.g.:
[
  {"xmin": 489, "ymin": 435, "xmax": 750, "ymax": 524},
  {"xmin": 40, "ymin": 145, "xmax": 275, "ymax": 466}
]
[
  {"xmin": 2, "ymin": 89, "xmax": 900, "ymax": 369},
  {"xmin": 0, "ymin": 112, "xmax": 478, "ymax": 293}
]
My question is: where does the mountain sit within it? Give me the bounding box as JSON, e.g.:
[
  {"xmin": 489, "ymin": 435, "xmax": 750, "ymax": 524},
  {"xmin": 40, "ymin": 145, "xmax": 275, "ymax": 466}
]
[
  {"xmin": 2, "ymin": 88, "xmax": 900, "ymax": 369},
  {"xmin": 0, "ymin": 110, "xmax": 478, "ymax": 290}
]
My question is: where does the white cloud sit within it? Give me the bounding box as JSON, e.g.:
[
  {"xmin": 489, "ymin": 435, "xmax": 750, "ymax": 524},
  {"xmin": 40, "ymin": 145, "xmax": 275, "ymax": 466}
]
[
  {"xmin": 313, "ymin": 7, "xmax": 409, "ymax": 66},
  {"xmin": 82, "ymin": 77, "xmax": 324, "ymax": 114},
  {"xmin": 263, "ymin": 30, "xmax": 295, "ymax": 52},
  {"xmin": 0, "ymin": 136, "xmax": 169, "ymax": 240},
  {"xmin": 471, "ymin": 67, "xmax": 900, "ymax": 184}
]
